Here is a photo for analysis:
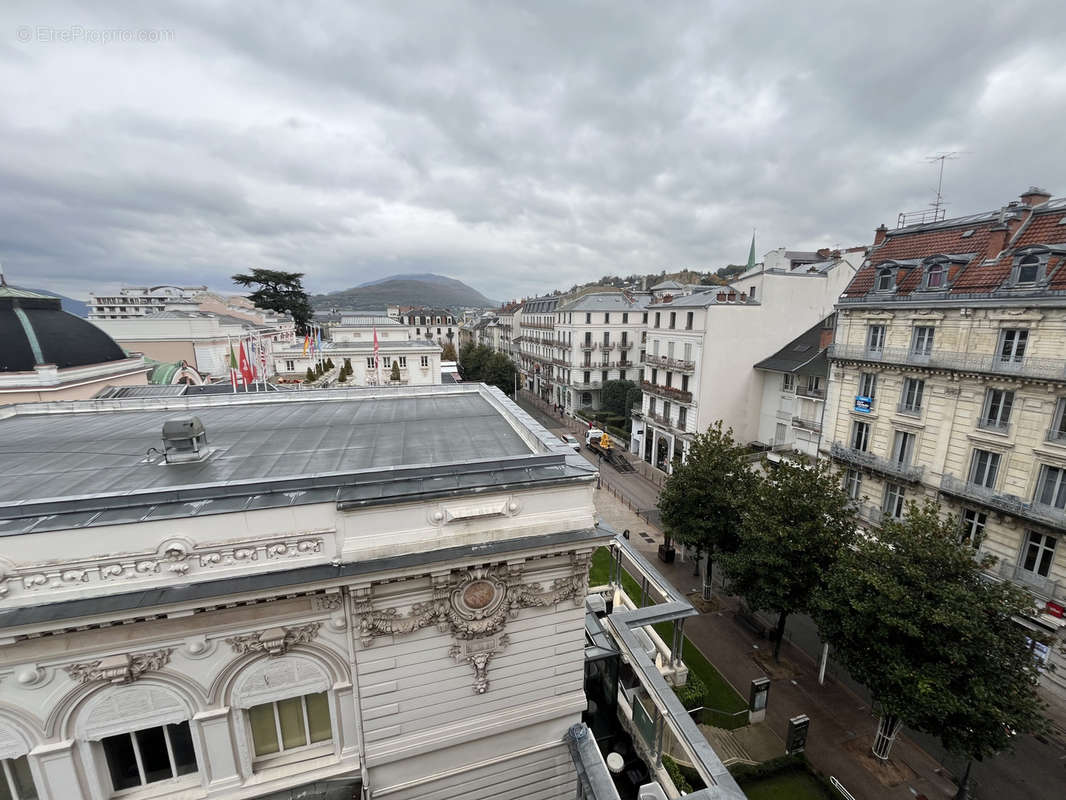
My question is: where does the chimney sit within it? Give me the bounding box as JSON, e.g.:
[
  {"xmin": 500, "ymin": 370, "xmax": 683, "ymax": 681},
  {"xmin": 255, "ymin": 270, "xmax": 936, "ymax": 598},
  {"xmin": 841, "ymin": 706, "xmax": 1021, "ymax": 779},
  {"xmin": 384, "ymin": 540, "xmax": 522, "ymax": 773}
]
[
  {"xmin": 1020, "ymin": 186, "xmax": 1052, "ymax": 207},
  {"xmin": 987, "ymin": 223, "xmax": 1010, "ymax": 257},
  {"xmin": 873, "ymin": 224, "xmax": 888, "ymax": 246},
  {"xmin": 816, "ymin": 248, "xmax": 831, "ymax": 258},
  {"xmin": 819, "ymin": 327, "xmax": 835, "ymax": 349}
]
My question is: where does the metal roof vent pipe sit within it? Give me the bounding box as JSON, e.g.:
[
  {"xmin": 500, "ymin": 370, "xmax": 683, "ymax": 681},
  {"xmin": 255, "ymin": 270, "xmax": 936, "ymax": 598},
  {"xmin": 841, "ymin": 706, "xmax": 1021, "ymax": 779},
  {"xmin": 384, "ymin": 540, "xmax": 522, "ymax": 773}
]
[{"xmin": 161, "ymin": 417, "xmax": 212, "ymax": 464}]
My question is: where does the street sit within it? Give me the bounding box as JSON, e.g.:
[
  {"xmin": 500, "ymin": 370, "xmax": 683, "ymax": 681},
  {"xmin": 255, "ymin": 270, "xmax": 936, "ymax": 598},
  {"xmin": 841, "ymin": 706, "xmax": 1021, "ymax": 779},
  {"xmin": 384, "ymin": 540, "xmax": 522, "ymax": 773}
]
[{"xmin": 514, "ymin": 391, "xmax": 1066, "ymax": 800}]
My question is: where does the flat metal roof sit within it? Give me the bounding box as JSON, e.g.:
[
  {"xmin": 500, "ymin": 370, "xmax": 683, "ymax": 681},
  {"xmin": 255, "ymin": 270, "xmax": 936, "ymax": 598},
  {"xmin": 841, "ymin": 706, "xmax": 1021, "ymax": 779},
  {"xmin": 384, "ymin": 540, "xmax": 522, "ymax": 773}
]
[{"xmin": 0, "ymin": 385, "xmax": 595, "ymax": 531}]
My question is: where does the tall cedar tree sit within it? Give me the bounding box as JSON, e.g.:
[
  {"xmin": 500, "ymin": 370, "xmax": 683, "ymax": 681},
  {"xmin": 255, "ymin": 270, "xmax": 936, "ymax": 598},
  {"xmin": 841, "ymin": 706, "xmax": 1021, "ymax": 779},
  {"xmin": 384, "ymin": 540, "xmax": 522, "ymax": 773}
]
[
  {"xmin": 657, "ymin": 421, "xmax": 750, "ymax": 600},
  {"xmin": 813, "ymin": 501, "xmax": 1047, "ymax": 781},
  {"xmin": 232, "ymin": 269, "xmax": 313, "ymax": 334},
  {"xmin": 441, "ymin": 341, "xmax": 458, "ymax": 361},
  {"xmin": 600, "ymin": 379, "xmax": 637, "ymax": 416},
  {"xmin": 720, "ymin": 460, "xmax": 856, "ymax": 661}
]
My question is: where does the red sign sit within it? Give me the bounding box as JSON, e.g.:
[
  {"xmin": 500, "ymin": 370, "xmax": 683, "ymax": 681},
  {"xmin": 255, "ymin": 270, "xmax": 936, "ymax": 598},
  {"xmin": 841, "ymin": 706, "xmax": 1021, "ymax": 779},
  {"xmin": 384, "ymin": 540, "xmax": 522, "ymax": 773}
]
[{"xmin": 1046, "ymin": 601, "xmax": 1064, "ymax": 619}]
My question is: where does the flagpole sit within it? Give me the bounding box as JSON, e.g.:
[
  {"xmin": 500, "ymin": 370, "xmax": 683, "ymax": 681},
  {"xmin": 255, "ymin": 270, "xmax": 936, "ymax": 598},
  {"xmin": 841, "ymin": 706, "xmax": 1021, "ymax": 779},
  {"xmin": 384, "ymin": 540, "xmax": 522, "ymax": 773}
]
[{"xmin": 227, "ymin": 335, "xmax": 236, "ymax": 393}]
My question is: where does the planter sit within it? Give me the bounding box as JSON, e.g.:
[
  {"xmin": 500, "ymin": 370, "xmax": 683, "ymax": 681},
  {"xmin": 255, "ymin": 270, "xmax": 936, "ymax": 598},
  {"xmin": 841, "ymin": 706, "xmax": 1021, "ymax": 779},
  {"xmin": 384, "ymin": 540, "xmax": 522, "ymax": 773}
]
[{"xmin": 658, "ymin": 544, "xmax": 676, "ymax": 563}]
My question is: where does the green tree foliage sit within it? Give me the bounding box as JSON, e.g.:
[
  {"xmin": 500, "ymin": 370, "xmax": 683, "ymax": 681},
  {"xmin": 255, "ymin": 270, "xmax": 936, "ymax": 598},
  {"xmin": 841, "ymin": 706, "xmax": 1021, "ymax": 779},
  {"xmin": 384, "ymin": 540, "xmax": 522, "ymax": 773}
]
[
  {"xmin": 441, "ymin": 341, "xmax": 458, "ymax": 362},
  {"xmin": 231, "ymin": 269, "xmax": 313, "ymax": 333},
  {"xmin": 337, "ymin": 369, "xmax": 346, "ymax": 383},
  {"xmin": 457, "ymin": 342, "xmax": 488, "ymax": 380},
  {"xmin": 658, "ymin": 421, "xmax": 751, "ymax": 600},
  {"xmin": 720, "ymin": 461, "xmax": 856, "ymax": 661},
  {"xmin": 813, "ymin": 501, "xmax": 1047, "ymax": 768},
  {"xmin": 390, "ymin": 360, "xmax": 401, "ymax": 382},
  {"xmin": 600, "ymin": 379, "xmax": 637, "ymax": 416},
  {"xmin": 458, "ymin": 344, "xmax": 517, "ymax": 395},
  {"xmin": 325, "ymin": 357, "xmax": 334, "ymax": 371},
  {"xmin": 304, "ymin": 367, "xmax": 315, "ymax": 382}
]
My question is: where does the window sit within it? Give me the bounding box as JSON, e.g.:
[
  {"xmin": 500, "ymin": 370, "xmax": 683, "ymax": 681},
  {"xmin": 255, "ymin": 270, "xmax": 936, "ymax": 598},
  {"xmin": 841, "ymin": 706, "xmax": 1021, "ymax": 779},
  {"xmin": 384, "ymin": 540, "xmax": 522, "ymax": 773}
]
[
  {"xmin": 960, "ymin": 510, "xmax": 987, "ymax": 548},
  {"xmin": 604, "ymin": 313, "xmax": 610, "ymax": 324},
  {"xmin": 285, "ymin": 360, "xmax": 295, "ymax": 372},
  {"xmin": 782, "ymin": 374, "xmax": 795, "ymax": 392},
  {"xmin": 622, "ymin": 312, "xmax": 628, "ymax": 323},
  {"xmin": 249, "ymin": 693, "xmax": 332, "ymax": 759},
  {"xmin": 866, "ymin": 325, "xmax": 885, "ymax": 353},
  {"xmin": 583, "ymin": 370, "xmax": 591, "ymax": 384},
  {"xmin": 669, "ymin": 312, "xmax": 676, "ymax": 329},
  {"xmin": 654, "ymin": 312, "xmax": 661, "ymax": 328},
  {"xmin": 850, "ymin": 420, "xmax": 870, "ymax": 452},
  {"xmin": 911, "ymin": 326, "xmax": 934, "ymax": 357},
  {"xmin": 585, "ymin": 312, "xmax": 591, "ymax": 324},
  {"xmin": 602, "ymin": 331, "xmax": 610, "ymax": 346},
  {"xmin": 398, "ymin": 356, "xmax": 407, "ymax": 368},
  {"xmin": 980, "ymin": 389, "xmax": 1013, "ymax": 430},
  {"xmin": 749, "ymin": 285, "xmax": 756, "ymax": 300},
  {"xmin": 1051, "ymin": 399, "xmax": 1066, "ymax": 442},
  {"xmin": 969, "ymin": 449, "xmax": 1001, "ymax": 489},
  {"xmin": 844, "ymin": 469, "xmax": 862, "ymax": 500},
  {"xmin": 1020, "ymin": 531, "xmax": 1057, "ymax": 579},
  {"xmin": 642, "ymin": 312, "xmax": 648, "ymax": 324},
  {"xmin": 102, "ymin": 722, "xmax": 198, "ymax": 791},
  {"xmin": 891, "ymin": 431, "xmax": 915, "ymax": 466},
  {"xmin": 925, "ymin": 262, "xmax": 946, "ymax": 289},
  {"xmin": 663, "ymin": 401, "xmax": 671, "ymax": 420},
  {"xmin": 899, "ymin": 378, "xmax": 924, "ymax": 414},
  {"xmin": 686, "ymin": 312, "xmax": 693, "ymax": 330},
  {"xmin": 1036, "ymin": 465, "xmax": 1066, "ymax": 509},
  {"xmin": 681, "ymin": 375, "xmax": 689, "ymax": 392},
  {"xmin": 883, "ymin": 482, "xmax": 906, "ymax": 520},
  {"xmin": 859, "ymin": 372, "xmax": 877, "ymax": 400},
  {"xmin": 998, "ymin": 329, "xmax": 1028, "ymax": 364},
  {"xmin": 665, "ymin": 371, "xmax": 673, "ymax": 388},
  {"xmin": 875, "ymin": 268, "xmax": 894, "ymax": 292},
  {"xmin": 650, "ymin": 368, "xmax": 658, "ymax": 385},
  {"xmin": 0, "ymin": 757, "xmax": 38, "ymax": 800},
  {"xmin": 584, "ymin": 331, "xmax": 592, "ymax": 345},
  {"xmin": 648, "ymin": 397, "xmax": 656, "ymax": 415},
  {"xmin": 601, "ymin": 370, "xmax": 608, "ymax": 383},
  {"xmin": 621, "ymin": 332, "xmax": 629, "ymax": 346},
  {"xmin": 1017, "ymin": 254, "xmax": 1041, "ymax": 284},
  {"xmin": 619, "ymin": 370, "xmax": 626, "ymax": 381},
  {"xmin": 420, "ymin": 355, "xmax": 429, "ymax": 367},
  {"xmin": 806, "ymin": 375, "xmax": 822, "ymax": 395},
  {"xmin": 366, "ymin": 357, "xmax": 375, "ymax": 369},
  {"xmin": 678, "ymin": 407, "xmax": 687, "ymax": 429}
]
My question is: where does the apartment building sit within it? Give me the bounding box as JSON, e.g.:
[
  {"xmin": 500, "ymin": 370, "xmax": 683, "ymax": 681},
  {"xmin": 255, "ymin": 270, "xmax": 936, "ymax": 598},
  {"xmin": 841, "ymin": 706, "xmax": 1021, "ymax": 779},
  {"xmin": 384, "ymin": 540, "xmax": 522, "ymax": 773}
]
[
  {"xmin": 822, "ymin": 187, "xmax": 1066, "ymax": 694},
  {"xmin": 555, "ymin": 292, "xmax": 651, "ymax": 413},
  {"xmin": 635, "ymin": 252, "xmax": 859, "ymax": 472},
  {"xmin": 392, "ymin": 307, "xmax": 457, "ymax": 346},
  {"xmin": 516, "ymin": 295, "xmax": 560, "ymax": 402},
  {"xmin": 88, "ymin": 285, "xmax": 208, "ymax": 319}
]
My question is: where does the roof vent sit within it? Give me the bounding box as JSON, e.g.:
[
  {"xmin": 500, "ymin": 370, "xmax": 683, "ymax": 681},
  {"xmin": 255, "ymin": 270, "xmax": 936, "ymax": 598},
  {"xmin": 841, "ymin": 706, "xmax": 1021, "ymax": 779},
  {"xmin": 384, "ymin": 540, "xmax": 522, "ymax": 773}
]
[{"xmin": 161, "ymin": 417, "xmax": 211, "ymax": 464}]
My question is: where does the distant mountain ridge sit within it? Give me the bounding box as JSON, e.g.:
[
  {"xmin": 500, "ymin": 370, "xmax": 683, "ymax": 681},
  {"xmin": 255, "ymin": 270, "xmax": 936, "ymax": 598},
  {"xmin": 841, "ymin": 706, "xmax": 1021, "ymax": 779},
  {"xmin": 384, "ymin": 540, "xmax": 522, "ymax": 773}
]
[
  {"xmin": 313, "ymin": 273, "xmax": 496, "ymax": 310},
  {"xmin": 14, "ymin": 286, "xmax": 89, "ymax": 317}
]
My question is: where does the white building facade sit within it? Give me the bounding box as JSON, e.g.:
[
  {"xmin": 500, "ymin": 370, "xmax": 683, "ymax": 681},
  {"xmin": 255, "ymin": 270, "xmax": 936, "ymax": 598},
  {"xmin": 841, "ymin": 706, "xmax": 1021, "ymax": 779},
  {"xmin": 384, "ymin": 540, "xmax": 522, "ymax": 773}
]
[{"xmin": 88, "ymin": 286, "xmax": 209, "ymax": 320}]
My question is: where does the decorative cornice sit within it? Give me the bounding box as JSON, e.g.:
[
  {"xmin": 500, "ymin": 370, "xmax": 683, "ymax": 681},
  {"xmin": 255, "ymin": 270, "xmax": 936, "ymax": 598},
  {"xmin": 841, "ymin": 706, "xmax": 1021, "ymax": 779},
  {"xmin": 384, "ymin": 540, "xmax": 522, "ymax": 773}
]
[
  {"xmin": 226, "ymin": 622, "xmax": 321, "ymax": 656},
  {"xmin": 65, "ymin": 649, "xmax": 172, "ymax": 684}
]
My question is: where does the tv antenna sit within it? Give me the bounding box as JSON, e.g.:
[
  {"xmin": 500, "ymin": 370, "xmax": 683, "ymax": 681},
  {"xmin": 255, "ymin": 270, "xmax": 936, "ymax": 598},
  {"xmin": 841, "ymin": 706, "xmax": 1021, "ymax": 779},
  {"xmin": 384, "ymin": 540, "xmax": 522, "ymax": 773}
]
[{"xmin": 926, "ymin": 152, "xmax": 961, "ymax": 218}]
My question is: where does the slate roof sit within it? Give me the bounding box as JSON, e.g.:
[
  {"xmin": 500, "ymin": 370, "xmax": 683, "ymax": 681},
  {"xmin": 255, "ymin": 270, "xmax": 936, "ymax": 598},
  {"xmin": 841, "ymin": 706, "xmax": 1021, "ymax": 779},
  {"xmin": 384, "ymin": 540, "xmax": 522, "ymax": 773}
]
[
  {"xmin": 556, "ymin": 292, "xmax": 652, "ymax": 312},
  {"xmin": 1, "ymin": 293, "xmax": 128, "ymax": 372},
  {"xmin": 753, "ymin": 317, "xmax": 833, "ymax": 375}
]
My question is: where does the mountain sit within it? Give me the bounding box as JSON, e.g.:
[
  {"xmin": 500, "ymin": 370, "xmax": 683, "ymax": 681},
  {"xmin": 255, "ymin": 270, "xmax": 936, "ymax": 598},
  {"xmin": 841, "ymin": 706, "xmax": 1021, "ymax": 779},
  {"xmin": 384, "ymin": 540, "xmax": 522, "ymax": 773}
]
[
  {"xmin": 15, "ymin": 286, "xmax": 89, "ymax": 317},
  {"xmin": 313, "ymin": 274, "xmax": 497, "ymax": 310}
]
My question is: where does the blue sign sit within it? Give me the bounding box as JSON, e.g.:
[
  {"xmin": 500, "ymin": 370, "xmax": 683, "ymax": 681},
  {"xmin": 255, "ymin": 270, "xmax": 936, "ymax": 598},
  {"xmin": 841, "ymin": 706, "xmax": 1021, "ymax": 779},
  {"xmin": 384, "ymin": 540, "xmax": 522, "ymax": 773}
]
[{"xmin": 854, "ymin": 395, "xmax": 872, "ymax": 413}]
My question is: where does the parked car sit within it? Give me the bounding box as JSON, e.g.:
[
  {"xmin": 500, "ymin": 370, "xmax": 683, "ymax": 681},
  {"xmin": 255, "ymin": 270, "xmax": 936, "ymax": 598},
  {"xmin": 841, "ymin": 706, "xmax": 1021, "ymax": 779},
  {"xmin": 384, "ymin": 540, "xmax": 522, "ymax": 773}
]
[{"xmin": 561, "ymin": 434, "xmax": 581, "ymax": 452}]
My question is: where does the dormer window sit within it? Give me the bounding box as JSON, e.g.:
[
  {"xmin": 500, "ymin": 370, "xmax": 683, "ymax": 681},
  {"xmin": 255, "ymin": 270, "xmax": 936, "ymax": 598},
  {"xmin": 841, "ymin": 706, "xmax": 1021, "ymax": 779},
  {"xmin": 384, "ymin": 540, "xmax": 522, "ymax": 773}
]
[
  {"xmin": 1017, "ymin": 254, "xmax": 1040, "ymax": 284},
  {"xmin": 1009, "ymin": 248, "xmax": 1050, "ymax": 286},
  {"xmin": 875, "ymin": 267, "xmax": 895, "ymax": 292},
  {"xmin": 925, "ymin": 262, "xmax": 946, "ymax": 289}
]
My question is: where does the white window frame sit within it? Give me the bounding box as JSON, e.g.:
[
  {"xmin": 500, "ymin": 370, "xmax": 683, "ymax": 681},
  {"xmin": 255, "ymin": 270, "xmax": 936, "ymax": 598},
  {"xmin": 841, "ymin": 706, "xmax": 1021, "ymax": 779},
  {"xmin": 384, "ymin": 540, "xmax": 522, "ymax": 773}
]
[
  {"xmin": 911, "ymin": 326, "xmax": 935, "ymax": 357},
  {"xmin": 883, "ymin": 482, "xmax": 906, "ymax": 520},
  {"xmin": 844, "ymin": 468, "xmax": 862, "ymax": 500},
  {"xmin": 101, "ymin": 722, "xmax": 198, "ymax": 793},
  {"xmin": 968, "ymin": 448, "xmax": 1001, "ymax": 489},
  {"xmin": 859, "ymin": 372, "xmax": 877, "ymax": 399},
  {"xmin": 866, "ymin": 324, "xmax": 886, "ymax": 353},
  {"xmin": 891, "ymin": 431, "xmax": 915, "ymax": 466},
  {"xmin": 1019, "ymin": 530, "xmax": 1057, "ymax": 579},
  {"xmin": 249, "ymin": 694, "xmax": 332, "ymax": 764},
  {"xmin": 1050, "ymin": 398, "xmax": 1066, "ymax": 443},
  {"xmin": 782, "ymin": 374, "xmax": 795, "ymax": 392},
  {"xmin": 998, "ymin": 329, "xmax": 1028, "ymax": 364},
  {"xmin": 924, "ymin": 262, "xmax": 946, "ymax": 289},
  {"xmin": 420, "ymin": 355, "xmax": 429, "ymax": 367},
  {"xmin": 285, "ymin": 360, "xmax": 295, "ymax": 372},
  {"xmin": 1, "ymin": 757, "xmax": 37, "ymax": 800},
  {"xmin": 899, "ymin": 378, "xmax": 924, "ymax": 415},
  {"xmin": 875, "ymin": 268, "xmax": 894, "ymax": 292},
  {"xmin": 960, "ymin": 509, "xmax": 987, "ymax": 548},
  {"xmin": 806, "ymin": 375, "xmax": 821, "ymax": 394},
  {"xmin": 1035, "ymin": 465, "xmax": 1066, "ymax": 510},
  {"xmin": 850, "ymin": 420, "xmax": 870, "ymax": 452},
  {"xmin": 980, "ymin": 389, "xmax": 1014, "ymax": 430}
]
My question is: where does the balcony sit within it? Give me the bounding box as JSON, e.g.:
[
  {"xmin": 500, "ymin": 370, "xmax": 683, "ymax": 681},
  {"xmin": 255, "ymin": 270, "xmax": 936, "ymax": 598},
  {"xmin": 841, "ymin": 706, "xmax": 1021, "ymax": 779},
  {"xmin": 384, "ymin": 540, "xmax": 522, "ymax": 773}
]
[
  {"xmin": 855, "ymin": 502, "xmax": 884, "ymax": 527},
  {"xmin": 601, "ymin": 342, "xmax": 617, "ymax": 351},
  {"xmin": 829, "ymin": 442, "xmax": 925, "ymax": 483},
  {"xmin": 641, "ymin": 380, "xmax": 693, "ymax": 405},
  {"xmin": 792, "ymin": 416, "xmax": 822, "ymax": 433},
  {"xmin": 580, "ymin": 342, "xmax": 598, "ymax": 352},
  {"xmin": 643, "ymin": 354, "xmax": 696, "ymax": 372},
  {"xmin": 795, "ymin": 385, "xmax": 825, "ymax": 400},
  {"xmin": 895, "ymin": 402, "xmax": 923, "ymax": 418},
  {"xmin": 996, "ymin": 559, "xmax": 1060, "ymax": 601},
  {"xmin": 572, "ymin": 380, "xmax": 602, "ymax": 391},
  {"xmin": 939, "ymin": 474, "xmax": 1066, "ymax": 531},
  {"xmin": 617, "ymin": 341, "xmax": 634, "ymax": 351},
  {"xmin": 975, "ymin": 419, "xmax": 1012, "ymax": 436},
  {"xmin": 829, "ymin": 344, "xmax": 1066, "ymax": 382}
]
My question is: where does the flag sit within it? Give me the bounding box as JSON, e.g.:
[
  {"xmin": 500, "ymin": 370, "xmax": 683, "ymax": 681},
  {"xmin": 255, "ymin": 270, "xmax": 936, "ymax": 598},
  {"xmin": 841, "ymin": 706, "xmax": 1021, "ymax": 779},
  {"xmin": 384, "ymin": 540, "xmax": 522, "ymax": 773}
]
[
  {"xmin": 373, "ymin": 327, "xmax": 380, "ymax": 368},
  {"xmin": 239, "ymin": 340, "xmax": 254, "ymax": 386},
  {"xmin": 303, "ymin": 333, "xmax": 310, "ymax": 356},
  {"xmin": 228, "ymin": 342, "xmax": 240, "ymax": 390},
  {"xmin": 315, "ymin": 326, "xmax": 322, "ymax": 354}
]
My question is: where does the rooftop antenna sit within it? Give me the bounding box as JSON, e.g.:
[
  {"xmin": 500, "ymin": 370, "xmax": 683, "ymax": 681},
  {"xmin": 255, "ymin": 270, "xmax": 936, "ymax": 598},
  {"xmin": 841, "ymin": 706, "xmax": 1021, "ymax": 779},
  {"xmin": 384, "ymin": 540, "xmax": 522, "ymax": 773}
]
[{"xmin": 926, "ymin": 152, "xmax": 961, "ymax": 218}]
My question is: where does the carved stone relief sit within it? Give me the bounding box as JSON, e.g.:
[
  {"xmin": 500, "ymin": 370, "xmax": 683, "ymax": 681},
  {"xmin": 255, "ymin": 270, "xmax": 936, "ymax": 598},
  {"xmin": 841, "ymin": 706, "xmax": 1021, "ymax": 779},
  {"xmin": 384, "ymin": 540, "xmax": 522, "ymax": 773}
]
[
  {"xmin": 65, "ymin": 649, "xmax": 172, "ymax": 685},
  {"xmin": 357, "ymin": 554, "xmax": 589, "ymax": 693},
  {"xmin": 80, "ymin": 685, "xmax": 187, "ymax": 740},
  {"xmin": 2, "ymin": 535, "xmax": 326, "ymax": 598},
  {"xmin": 226, "ymin": 622, "xmax": 321, "ymax": 656},
  {"xmin": 231, "ymin": 655, "xmax": 331, "ymax": 709}
]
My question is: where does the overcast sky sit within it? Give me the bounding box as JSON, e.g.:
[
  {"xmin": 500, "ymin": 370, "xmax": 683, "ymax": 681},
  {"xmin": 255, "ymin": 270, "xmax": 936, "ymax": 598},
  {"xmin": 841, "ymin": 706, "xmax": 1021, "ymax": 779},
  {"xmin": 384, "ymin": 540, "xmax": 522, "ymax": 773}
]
[{"xmin": 2, "ymin": 1, "xmax": 1063, "ymax": 303}]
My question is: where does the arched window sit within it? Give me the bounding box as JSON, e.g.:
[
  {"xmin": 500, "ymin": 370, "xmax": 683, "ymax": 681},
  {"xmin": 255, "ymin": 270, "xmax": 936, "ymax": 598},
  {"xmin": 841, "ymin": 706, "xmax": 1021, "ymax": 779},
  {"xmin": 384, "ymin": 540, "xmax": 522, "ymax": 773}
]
[
  {"xmin": 875, "ymin": 268, "xmax": 895, "ymax": 292},
  {"xmin": 1018, "ymin": 254, "xmax": 1041, "ymax": 284},
  {"xmin": 926, "ymin": 263, "xmax": 945, "ymax": 289}
]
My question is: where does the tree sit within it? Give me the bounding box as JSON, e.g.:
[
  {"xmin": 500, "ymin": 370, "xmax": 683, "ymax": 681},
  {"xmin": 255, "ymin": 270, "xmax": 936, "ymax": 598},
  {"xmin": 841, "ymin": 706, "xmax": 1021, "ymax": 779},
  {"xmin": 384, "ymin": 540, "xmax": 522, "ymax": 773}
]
[
  {"xmin": 813, "ymin": 501, "xmax": 1047, "ymax": 781},
  {"xmin": 657, "ymin": 421, "xmax": 751, "ymax": 600},
  {"xmin": 390, "ymin": 360, "xmax": 401, "ymax": 382},
  {"xmin": 601, "ymin": 379, "xmax": 637, "ymax": 417},
  {"xmin": 231, "ymin": 269, "xmax": 313, "ymax": 333},
  {"xmin": 458, "ymin": 343, "xmax": 488, "ymax": 381},
  {"xmin": 441, "ymin": 341, "xmax": 458, "ymax": 362},
  {"xmin": 325, "ymin": 357, "xmax": 334, "ymax": 371},
  {"xmin": 337, "ymin": 369, "xmax": 347, "ymax": 383},
  {"xmin": 305, "ymin": 367, "xmax": 315, "ymax": 383},
  {"xmin": 720, "ymin": 461, "xmax": 856, "ymax": 661},
  {"xmin": 482, "ymin": 352, "xmax": 518, "ymax": 396}
]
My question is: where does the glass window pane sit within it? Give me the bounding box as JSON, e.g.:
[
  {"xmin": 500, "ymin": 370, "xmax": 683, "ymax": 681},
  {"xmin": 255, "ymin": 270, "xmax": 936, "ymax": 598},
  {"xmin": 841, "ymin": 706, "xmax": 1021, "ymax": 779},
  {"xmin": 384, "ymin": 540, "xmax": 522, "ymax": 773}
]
[
  {"xmin": 135, "ymin": 726, "xmax": 172, "ymax": 784},
  {"xmin": 103, "ymin": 733, "xmax": 142, "ymax": 791},
  {"xmin": 277, "ymin": 697, "xmax": 307, "ymax": 750},
  {"xmin": 9, "ymin": 758, "xmax": 36, "ymax": 800},
  {"xmin": 167, "ymin": 722, "xmax": 198, "ymax": 776},
  {"xmin": 0, "ymin": 767, "xmax": 12, "ymax": 800},
  {"xmin": 249, "ymin": 704, "xmax": 280, "ymax": 757},
  {"xmin": 305, "ymin": 693, "xmax": 332, "ymax": 743}
]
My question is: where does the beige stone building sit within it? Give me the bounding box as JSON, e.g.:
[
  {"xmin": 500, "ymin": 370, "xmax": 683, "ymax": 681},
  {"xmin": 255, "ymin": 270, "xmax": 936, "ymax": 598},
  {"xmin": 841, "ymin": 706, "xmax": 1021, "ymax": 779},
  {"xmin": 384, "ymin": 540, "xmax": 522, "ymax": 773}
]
[{"xmin": 823, "ymin": 187, "xmax": 1066, "ymax": 695}]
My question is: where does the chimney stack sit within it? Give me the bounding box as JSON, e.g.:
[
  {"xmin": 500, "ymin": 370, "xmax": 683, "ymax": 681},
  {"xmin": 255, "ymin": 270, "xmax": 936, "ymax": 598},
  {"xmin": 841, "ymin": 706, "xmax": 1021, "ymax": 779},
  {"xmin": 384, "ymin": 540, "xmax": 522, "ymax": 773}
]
[
  {"xmin": 873, "ymin": 224, "xmax": 888, "ymax": 246},
  {"xmin": 1020, "ymin": 186, "xmax": 1052, "ymax": 207}
]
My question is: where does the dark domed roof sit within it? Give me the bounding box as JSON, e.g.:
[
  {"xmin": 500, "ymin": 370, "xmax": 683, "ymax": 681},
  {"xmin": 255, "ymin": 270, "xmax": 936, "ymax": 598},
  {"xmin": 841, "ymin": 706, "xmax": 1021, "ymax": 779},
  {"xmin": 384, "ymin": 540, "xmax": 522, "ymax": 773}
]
[{"xmin": 0, "ymin": 286, "xmax": 127, "ymax": 372}]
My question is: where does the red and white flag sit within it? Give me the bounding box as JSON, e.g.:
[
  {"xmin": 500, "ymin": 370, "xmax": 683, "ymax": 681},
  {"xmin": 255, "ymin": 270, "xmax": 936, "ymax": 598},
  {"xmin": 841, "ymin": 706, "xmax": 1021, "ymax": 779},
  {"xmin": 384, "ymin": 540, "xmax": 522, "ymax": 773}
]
[
  {"xmin": 373, "ymin": 327, "xmax": 380, "ymax": 369},
  {"xmin": 238, "ymin": 340, "xmax": 254, "ymax": 387}
]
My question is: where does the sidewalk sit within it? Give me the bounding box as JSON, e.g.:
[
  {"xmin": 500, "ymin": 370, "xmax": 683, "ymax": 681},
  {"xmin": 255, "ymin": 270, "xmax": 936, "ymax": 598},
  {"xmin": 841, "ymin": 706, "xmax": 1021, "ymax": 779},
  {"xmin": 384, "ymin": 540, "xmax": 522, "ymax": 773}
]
[{"xmin": 592, "ymin": 490, "xmax": 958, "ymax": 800}]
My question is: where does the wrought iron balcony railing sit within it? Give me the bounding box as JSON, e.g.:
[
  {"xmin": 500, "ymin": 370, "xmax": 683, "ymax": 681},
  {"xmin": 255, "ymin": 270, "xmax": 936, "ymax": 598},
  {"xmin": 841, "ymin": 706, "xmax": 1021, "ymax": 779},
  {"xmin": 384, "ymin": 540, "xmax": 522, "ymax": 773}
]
[
  {"xmin": 829, "ymin": 344, "xmax": 1066, "ymax": 382},
  {"xmin": 796, "ymin": 386, "xmax": 825, "ymax": 399},
  {"xmin": 644, "ymin": 353, "xmax": 696, "ymax": 372},
  {"xmin": 792, "ymin": 416, "xmax": 822, "ymax": 433},
  {"xmin": 939, "ymin": 474, "xmax": 1066, "ymax": 531},
  {"xmin": 641, "ymin": 380, "xmax": 693, "ymax": 405},
  {"xmin": 996, "ymin": 559, "xmax": 1061, "ymax": 601},
  {"xmin": 829, "ymin": 442, "xmax": 924, "ymax": 483}
]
